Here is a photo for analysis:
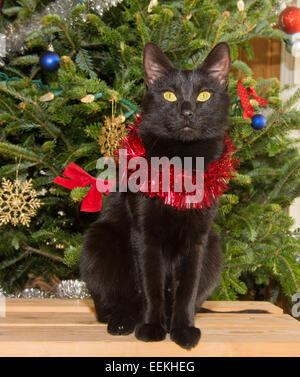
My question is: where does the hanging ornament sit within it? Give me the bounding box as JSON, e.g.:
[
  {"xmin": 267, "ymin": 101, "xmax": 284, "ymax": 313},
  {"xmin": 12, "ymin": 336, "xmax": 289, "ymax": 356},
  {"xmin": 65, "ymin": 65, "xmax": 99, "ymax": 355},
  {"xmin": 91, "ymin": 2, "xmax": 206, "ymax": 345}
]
[
  {"xmin": 237, "ymin": 79, "xmax": 268, "ymax": 130},
  {"xmin": 53, "ymin": 163, "xmax": 112, "ymax": 212},
  {"xmin": 39, "ymin": 51, "xmax": 60, "ymax": 72},
  {"xmin": 251, "ymin": 114, "xmax": 267, "ymax": 130},
  {"xmin": 0, "ymin": 178, "xmax": 41, "ymax": 227},
  {"xmin": 98, "ymin": 114, "xmax": 127, "ymax": 157},
  {"xmin": 279, "ymin": 6, "xmax": 300, "ymax": 34}
]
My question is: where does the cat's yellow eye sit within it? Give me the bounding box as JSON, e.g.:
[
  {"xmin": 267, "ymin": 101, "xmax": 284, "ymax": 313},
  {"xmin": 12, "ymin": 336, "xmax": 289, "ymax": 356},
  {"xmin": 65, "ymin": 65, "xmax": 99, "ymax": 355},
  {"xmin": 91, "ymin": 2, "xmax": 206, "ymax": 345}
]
[
  {"xmin": 197, "ymin": 91, "xmax": 211, "ymax": 102},
  {"xmin": 163, "ymin": 91, "xmax": 177, "ymax": 102}
]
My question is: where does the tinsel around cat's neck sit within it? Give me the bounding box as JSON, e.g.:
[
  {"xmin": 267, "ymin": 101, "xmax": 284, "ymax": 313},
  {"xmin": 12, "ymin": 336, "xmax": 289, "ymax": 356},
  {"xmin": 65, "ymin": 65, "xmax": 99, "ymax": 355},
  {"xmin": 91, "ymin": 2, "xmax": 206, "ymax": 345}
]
[{"xmin": 116, "ymin": 114, "xmax": 239, "ymax": 210}]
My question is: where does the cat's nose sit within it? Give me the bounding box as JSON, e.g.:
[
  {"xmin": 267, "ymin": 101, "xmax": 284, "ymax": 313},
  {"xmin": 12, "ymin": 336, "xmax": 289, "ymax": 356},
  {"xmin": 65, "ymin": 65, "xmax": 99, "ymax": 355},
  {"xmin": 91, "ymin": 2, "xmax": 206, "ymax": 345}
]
[{"xmin": 180, "ymin": 102, "xmax": 193, "ymax": 119}]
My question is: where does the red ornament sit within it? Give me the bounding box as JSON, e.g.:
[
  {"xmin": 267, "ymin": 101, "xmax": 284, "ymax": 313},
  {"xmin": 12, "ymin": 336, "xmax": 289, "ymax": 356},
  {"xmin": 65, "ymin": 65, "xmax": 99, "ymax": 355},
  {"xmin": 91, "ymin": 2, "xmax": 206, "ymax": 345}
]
[
  {"xmin": 279, "ymin": 6, "xmax": 300, "ymax": 34},
  {"xmin": 237, "ymin": 79, "xmax": 268, "ymax": 119}
]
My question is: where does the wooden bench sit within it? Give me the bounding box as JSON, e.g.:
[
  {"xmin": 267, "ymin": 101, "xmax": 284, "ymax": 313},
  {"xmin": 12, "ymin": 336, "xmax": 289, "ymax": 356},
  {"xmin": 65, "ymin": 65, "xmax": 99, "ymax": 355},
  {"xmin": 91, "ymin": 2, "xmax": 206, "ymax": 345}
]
[{"xmin": 0, "ymin": 299, "xmax": 300, "ymax": 356}]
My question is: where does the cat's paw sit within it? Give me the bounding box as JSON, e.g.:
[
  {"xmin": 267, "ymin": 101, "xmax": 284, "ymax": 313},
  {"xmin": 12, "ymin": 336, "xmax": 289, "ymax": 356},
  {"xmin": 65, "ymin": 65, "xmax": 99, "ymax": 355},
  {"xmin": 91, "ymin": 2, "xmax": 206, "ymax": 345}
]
[
  {"xmin": 107, "ymin": 313, "xmax": 136, "ymax": 335},
  {"xmin": 170, "ymin": 326, "xmax": 201, "ymax": 349},
  {"xmin": 135, "ymin": 323, "xmax": 167, "ymax": 342}
]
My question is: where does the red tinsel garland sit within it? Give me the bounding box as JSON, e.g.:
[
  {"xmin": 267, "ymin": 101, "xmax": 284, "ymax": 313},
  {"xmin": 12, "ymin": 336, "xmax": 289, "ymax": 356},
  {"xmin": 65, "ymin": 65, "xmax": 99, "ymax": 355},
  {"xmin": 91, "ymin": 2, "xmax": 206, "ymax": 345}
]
[
  {"xmin": 117, "ymin": 115, "xmax": 239, "ymax": 210},
  {"xmin": 54, "ymin": 115, "xmax": 239, "ymax": 212}
]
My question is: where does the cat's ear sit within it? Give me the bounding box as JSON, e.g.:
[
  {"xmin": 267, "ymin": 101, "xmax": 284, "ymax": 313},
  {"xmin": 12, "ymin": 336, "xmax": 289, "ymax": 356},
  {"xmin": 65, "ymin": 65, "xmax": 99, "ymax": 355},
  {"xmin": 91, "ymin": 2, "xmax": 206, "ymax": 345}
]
[
  {"xmin": 143, "ymin": 42, "xmax": 174, "ymax": 87},
  {"xmin": 199, "ymin": 43, "xmax": 230, "ymax": 88}
]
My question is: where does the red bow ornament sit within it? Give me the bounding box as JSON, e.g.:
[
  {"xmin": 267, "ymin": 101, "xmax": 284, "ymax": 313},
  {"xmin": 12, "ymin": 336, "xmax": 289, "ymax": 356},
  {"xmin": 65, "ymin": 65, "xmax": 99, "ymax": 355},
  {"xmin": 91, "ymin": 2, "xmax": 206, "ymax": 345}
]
[
  {"xmin": 53, "ymin": 162, "xmax": 112, "ymax": 212},
  {"xmin": 237, "ymin": 79, "xmax": 268, "ymax": 119}
]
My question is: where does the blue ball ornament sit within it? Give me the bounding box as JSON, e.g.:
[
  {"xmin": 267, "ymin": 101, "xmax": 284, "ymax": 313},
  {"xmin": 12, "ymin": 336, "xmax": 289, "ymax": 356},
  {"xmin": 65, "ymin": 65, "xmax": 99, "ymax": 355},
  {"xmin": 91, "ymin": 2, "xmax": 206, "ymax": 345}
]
[
  {"xmin": 39, "ymin": 52, "xmax": 60, "ymax": 72},
  {"xmin": 251, "ymin": 114, "xmax": 267, "ymax": 130}
]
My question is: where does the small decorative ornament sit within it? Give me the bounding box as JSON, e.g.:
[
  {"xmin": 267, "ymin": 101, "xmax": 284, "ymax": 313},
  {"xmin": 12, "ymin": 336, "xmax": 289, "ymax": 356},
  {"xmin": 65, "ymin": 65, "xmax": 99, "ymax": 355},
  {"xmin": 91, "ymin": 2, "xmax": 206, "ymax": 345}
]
[
  {"xmin": 0, "ymin": 178, "xmax": 41, "ymax": 227},
  {"xmin": 279, "ymin": 6, "xmax": 300, "ymax": 34},
  {"xmin": 251, "ymin": 114, "xmax": 267, "ymax": 130},
  {"xmin": 53, "ymin": 163, "xmax": 113, "ymax": 212},
  {"xmin": 237, "ymin": 79, "xmax": 268, "ymax": 130},
  {"xmin": 98, "ymin": 114, "xmax": 127, "ymax": 157},
  {"xmin": 39, "ymin": 51, "xmax": 60, "ymax": 72}
]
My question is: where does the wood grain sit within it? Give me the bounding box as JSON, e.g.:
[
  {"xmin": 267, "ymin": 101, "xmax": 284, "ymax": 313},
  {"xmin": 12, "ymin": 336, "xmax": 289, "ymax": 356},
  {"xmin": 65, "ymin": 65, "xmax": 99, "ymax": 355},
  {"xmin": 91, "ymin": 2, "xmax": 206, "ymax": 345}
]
[
  {"xmin": 0, "ymin": 299, "xmax": 299, "ymax": 357},
  {"xmin": 240, "ymin": 38, "xmax": 282, "ymax": 79}
]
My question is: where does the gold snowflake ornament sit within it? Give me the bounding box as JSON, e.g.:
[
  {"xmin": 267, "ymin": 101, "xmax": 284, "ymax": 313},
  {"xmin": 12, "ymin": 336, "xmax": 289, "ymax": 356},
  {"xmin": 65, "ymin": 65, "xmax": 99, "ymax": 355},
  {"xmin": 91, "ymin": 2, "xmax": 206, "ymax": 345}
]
[
  {"xmin": 0, "ymin": 178, "xmax": 41, "ymax": 227},
  {"xmin": 98, "ymin": 114, "xmax": 126, "ymax": 157}
]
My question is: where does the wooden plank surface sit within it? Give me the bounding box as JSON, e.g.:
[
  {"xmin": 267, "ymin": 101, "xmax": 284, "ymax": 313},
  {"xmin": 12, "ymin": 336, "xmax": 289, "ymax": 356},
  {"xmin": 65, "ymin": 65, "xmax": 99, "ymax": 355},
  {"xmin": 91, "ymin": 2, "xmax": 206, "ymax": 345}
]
[
  {"xmin": 3, "ymin": 298, "xmax": 283, "ymax": 314},
  {"xmin": 0, "ymin": 299, "xmax": 299, "ymax": 357}
]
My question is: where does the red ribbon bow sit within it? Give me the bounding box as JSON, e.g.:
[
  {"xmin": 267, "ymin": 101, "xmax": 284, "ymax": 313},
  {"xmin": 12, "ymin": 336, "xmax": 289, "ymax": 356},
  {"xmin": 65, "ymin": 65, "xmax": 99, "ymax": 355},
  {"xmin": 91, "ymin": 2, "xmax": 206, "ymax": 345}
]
[
  {"xmin": 237, "ymin": 79, "xmax": 268, "ymax": 119},
  {"xmin": 53, "ymin": 162, "xmax": 112, "ymax": 212}
]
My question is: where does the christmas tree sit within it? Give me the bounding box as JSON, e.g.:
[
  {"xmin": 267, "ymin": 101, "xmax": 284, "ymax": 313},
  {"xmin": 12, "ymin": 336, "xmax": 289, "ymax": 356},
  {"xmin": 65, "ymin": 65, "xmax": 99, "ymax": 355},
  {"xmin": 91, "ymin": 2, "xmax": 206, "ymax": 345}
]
[{"xmin": 0, "ymin": 0, "xmax": 300, "ymax": 311}]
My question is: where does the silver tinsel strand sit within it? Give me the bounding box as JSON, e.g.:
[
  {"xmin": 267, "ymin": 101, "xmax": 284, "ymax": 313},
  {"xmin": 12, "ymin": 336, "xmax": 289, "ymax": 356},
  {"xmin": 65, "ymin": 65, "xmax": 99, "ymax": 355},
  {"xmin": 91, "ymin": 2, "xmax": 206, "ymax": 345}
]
[
  {"xmin": 0, "ymin": 280, "xmax": 91, "ymax": 299},
  {"xmin": 3, "ymin": 0, "xmax": 123, "ymax": 58}
]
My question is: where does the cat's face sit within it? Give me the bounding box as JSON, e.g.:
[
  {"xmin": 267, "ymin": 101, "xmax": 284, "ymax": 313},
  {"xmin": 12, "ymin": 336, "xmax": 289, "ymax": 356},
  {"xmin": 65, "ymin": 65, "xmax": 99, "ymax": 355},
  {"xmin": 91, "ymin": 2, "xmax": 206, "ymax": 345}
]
[{"xmin": 141, "ymin": 43, "xmax": 231, "ymax": 143}]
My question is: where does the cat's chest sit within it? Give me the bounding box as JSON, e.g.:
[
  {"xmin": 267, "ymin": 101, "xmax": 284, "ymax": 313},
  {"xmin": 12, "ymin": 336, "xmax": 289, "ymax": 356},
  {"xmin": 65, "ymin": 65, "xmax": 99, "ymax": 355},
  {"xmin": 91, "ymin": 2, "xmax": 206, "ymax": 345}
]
[{"xmin": 139, "ymin": 196, "xmax": 217, "ymax": 241}]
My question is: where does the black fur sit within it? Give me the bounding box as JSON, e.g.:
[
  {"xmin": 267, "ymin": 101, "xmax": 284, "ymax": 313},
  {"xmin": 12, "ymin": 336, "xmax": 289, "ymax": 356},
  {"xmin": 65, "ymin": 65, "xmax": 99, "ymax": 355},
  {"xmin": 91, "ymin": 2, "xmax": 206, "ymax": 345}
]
[{"xmin": 80, "ymin": 42, "xmax": 231, "ymax": 349}]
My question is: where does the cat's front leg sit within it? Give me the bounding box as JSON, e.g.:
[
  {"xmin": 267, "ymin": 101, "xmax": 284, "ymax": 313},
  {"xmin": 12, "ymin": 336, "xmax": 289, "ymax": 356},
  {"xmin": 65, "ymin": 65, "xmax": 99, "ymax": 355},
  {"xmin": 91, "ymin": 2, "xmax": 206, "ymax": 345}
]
[
  {"xmin": 170, "ymin": 239, "xmax": 206, "ymax": 349},
  {"xmin": 135, "ymin": 239, "xmax": 167, "ymax": 342}
]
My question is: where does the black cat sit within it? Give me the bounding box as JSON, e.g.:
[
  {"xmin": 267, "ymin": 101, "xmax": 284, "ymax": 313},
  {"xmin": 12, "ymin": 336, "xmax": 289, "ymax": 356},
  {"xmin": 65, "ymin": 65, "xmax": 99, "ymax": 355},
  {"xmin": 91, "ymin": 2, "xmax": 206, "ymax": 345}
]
[{"xmin": 80, "ymin": 42, "xmax": 231, "ymax": 349}]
